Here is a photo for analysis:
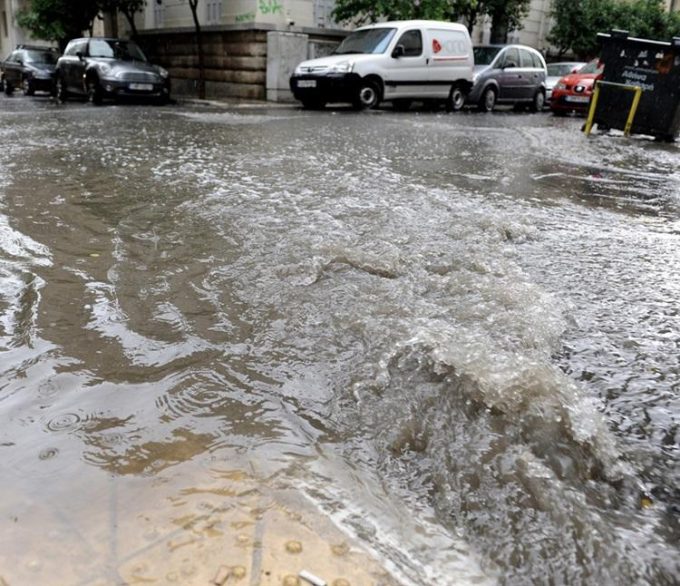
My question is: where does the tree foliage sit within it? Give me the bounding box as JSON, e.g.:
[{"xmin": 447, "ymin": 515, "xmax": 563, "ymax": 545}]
[
  {"xmin": 17, "ymin": 0, "xmax": 147, "ymax": 47},
  {"xmin": 17, "ymin": 0, "xmax": 100, "ymax": 49},
  {"xmin": 332, "ymin": 0, "xmax": 530, "ymax": 35},
  {"xmin": 549, "ymin": 0, "xmax": 680, "ymax": 59}
]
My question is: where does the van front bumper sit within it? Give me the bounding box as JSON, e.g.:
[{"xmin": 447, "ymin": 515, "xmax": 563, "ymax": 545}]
[{"xmin": 289, "ymin": 73, "xmax": 362, "ymax": 104}]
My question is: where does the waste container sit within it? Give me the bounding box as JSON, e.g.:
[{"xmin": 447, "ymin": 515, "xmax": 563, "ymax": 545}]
[{"xmin": 584, "ymin": 30, "xmax": 680, "ymax": 141}]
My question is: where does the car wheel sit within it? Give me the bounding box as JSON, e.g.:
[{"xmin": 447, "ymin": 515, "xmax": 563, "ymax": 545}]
[
  {"xmin": 530, "ymin": 90, "xmax": 545, "ymax": 112},
  {"xmin": 353, "ymin": 79, "xmax": 381, "ymax": 110},
  {"xmin": 87, "ymin": 78, "xmax": 103, "ymax": 105},
  {"xmin": 4, "ymin": 80, "xmax": 13, "ymax": 96},
  {"xmin": 22, "ymin": 78, "xmax": 34, "ymax": 96},
  {"xmin": 392, "ymin": 98, "xmax": 412, "ymax": 112},
  {"xmin": 301, "ymin": 98, "xmax": 326, "ymax": 110},
  {"xmin": 478, "ymin": 87, "xmax": 496, "ymax": 112},
  {"xmin": 55, "ymin": 76, "xmax": 68, "ymax": 102},
  {"xmin": 446, "ymin": 84, "xmax": 466, "ymax": 112}
]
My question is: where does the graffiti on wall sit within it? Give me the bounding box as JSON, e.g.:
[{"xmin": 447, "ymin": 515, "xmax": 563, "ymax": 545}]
[
  {"xmin": 235, "ymin": 12, "xmax": 256, "ymax": 22},
  {"xmin": 258, "ymin": 0, "xmax": 283, "ymax": 15},
  {"xmin": 235, "ymin": 0, "xmax": 284, "ymax": 23}
]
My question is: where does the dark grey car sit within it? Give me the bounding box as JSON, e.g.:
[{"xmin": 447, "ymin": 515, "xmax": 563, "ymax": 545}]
[
  {"xmin": 54, "ymin": 37, "xmax": 171, "ymax": 105},
  {"xmin": 467, "ymin": 44, "xmax": 547, "ymax": 112},
  {"xmin": 1, "ymin": 45, "xmax": 59, "ymax": 96}
]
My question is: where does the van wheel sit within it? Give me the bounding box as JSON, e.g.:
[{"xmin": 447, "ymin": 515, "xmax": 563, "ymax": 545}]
[
  {"xmin": 479, "ymin": 87, "xmax": 496, "ymax": 112},
  {"xmin": 353, "ymin": 79, "xmax": 381, "ymax": 110},
  {"xmin": 446, "ymin": 84, "xmax": 466, "ymax": 112},
  {"xmin": 530, "ymin": 90, "xmax": 545, "ymax": 112},
  {"xmin": 392, "ymin": 99, "xmax": 412, "ymax": 112}
]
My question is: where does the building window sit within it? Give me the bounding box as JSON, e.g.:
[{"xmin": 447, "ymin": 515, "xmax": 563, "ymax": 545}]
[
  {"xmin": 314, "ymin": 0, "xmax": 336, "ymax": 28},
  {"xmin": 153, "ymin": 1, "xmax": 164, "ymax": 28},
  {"xmin": 206, "ymin": 0, "xmax": 221, "ymax": 24}
]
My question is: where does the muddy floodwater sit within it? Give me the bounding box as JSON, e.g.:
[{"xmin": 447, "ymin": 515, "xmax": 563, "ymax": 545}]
[{"xmin": 0, "ymin": 95, "xmax": 679, "ymax": 585}]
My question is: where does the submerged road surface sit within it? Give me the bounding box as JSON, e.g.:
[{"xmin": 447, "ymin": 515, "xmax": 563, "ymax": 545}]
[{"xmin": 0, "ymin": 94, "xmax": 679, "ymax": 585}]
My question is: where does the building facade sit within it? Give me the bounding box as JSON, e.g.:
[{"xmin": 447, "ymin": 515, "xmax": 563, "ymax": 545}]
[
  {"xmin": 136, "ymin": 0, "xmax": 339, "ymax": 33},
  {"xmin": 1, "ymin": 0, "xmax": 27, "ymax": 57},
  {"xmin": 470, "ymin": 0, "xmax": 554, "ymax": 52},
  {"xmin": 132, "ymin": 0, "xmax": 554, "ymax": 46}
]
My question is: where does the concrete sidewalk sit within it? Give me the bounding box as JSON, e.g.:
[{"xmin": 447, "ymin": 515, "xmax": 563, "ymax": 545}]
[{"xmin": 175, "ymin": 95, "xmax": 297, "ymax": 110}]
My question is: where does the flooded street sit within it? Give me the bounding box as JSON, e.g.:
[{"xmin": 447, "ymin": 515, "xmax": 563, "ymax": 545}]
[{"xmin": 0, "ymin": 94, "xmax": 679, "ymax": 585}]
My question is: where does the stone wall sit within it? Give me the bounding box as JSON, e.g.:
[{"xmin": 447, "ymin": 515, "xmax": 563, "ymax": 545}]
[
  {"xmin": 137, "ymin": 28, "xmax": 269, "ymax": 100},
  {"xmin": 137, "ymin": 25, "xmax": 345, "ymax": 101}
]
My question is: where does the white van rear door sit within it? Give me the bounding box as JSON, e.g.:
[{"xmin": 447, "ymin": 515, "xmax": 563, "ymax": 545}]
[{"xmin": 426, "ymin": 27, "xmax": 472, "ymax": 96}]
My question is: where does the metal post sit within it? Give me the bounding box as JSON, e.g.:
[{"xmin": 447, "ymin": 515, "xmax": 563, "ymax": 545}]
[
  {"xmin": 583, "ymin": 81, "xmax": 601, "ymax": 136},
  {"xmin": 584, "ymin": 81, "xmax": 643, "ymax": 137},
  {"xmin": 624, "ymin": 86, "xmax": 642, "ymax": 136}
]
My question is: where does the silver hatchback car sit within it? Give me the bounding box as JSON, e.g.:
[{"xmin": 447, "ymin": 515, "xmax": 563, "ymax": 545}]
[{"xmin": 468, "ymin": 44, "xmax": 547, "ymax": 112}]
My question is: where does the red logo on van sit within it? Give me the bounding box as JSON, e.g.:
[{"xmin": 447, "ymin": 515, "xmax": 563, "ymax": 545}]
[{"xmin": 432, "ymin": 39, "xmax": 442, "ymax": 54}]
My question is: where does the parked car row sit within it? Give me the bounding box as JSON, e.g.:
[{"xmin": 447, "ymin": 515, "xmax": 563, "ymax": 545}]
[
  {"xmin": 1, "ymin": 38, "xmax": 171, "ymax": 105},
  {"xmin": 1, "ymin": 24, "xmax": 599, "ymax": 115},
  {"xmin": 289, "ymin": 19, "xmax": 601, "ymax": 116}
]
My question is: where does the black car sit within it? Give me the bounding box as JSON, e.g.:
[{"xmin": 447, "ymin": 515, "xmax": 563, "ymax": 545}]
[
  {"xmin": 1, "ymin": 45, "xmax": 59, "ymax": 95},
  {"xmin": 54, "ymin": 37, "xmax": 171, "ymax": 105}
]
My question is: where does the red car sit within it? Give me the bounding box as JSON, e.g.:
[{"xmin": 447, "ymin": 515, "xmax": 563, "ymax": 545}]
[{"xmin": 550, "ymin": 59, "xmax": 604, "ymax": 115}]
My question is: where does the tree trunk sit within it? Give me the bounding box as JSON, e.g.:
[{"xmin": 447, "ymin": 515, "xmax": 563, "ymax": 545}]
[
  {"xmin": 189, "ymin": 0, "xmax": 206, "ymax": 100},
  {"xmin": 490, "ymin": 14, "xmax": 508, "ymax": 44},
  {"xmin": 122, "ymin": 8, "xmax": 138, "ymax": 37}
]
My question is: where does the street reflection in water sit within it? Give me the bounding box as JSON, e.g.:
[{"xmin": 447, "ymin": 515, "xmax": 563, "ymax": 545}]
[{"xmin": 0, "ymin": 96, "xmax": 679, "ymax": 585}]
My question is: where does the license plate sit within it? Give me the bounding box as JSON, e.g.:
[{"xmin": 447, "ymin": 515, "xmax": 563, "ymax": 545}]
[
  {"xmin": 297, "ymin": 79, "xmax": 316, "ymax": 88},
  {"xmin": 565, "ymin": 95, "xmax": 589, "ymax": 103},
  {"xmin": 129, "ymin": 83, "xmax": 153, "ymax": 91}
]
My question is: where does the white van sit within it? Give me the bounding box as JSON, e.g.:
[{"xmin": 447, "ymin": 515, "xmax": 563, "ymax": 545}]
[{"xmin": 289, "ymin": 20, "xmax": 474, "ymax": 111}]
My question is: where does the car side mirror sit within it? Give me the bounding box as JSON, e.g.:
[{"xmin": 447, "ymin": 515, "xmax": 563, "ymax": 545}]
[
  {"xmin": 503, "ymin": 62, "xmax": 516, "ymax": 69},
  {"xmin": 392, "ymin": 45, "xmax": 405, "ymax": 59},
  {"xmin": 76, "ymin": 51, "xmax": 85, "ymax": 60}
]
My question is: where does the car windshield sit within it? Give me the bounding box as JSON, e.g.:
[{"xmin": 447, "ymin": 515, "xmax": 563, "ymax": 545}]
[
  {"xmin": 334, "ymin": 28, "xmax": 397, "ymax": 55},
  {"xmin": 579, "ymin": 59, "xmax": 604, "ymax": 75},
  {"xmin": 473, "ymin": 46, "xmax": 502, "ymax": 65},
  {"xmin": 547, "ymin": 62, "xmax": 583, "ymax": 77},
  {"xmin": 88, "ymin": 39, "xmax": 148, "ymax": 62},
  {"xmin": 24, "ymin": 50, "xmax": 57, "ymax": 64}
]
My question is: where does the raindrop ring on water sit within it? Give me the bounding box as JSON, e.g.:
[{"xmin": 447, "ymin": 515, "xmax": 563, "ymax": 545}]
[
  {"xmin": 39, "ymin": 447, "xmax": 59, "ymax": 460},
  {"xmin": 45, "ymin": 412, "xmax": 83, "ymax": 432}
]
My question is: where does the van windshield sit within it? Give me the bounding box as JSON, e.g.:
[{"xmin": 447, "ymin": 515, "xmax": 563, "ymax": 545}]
[
  {"xmin": 473, "ymin": 46, "xmax": 502, "ymax": 65},
  {"xmin": 334, "ymin": 28, "xmax": 397, "ymax": 55}
]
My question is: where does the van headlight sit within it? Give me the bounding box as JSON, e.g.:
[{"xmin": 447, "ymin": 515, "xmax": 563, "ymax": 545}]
[{"xmin": 329, "ymin": 61, "xmax": 354, "ymax": 74}]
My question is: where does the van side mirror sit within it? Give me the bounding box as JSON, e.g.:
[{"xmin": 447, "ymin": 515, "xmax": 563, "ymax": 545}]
[{"xmin": 392, "ymin": 45, "xmax": 405, "ymax": 59}]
